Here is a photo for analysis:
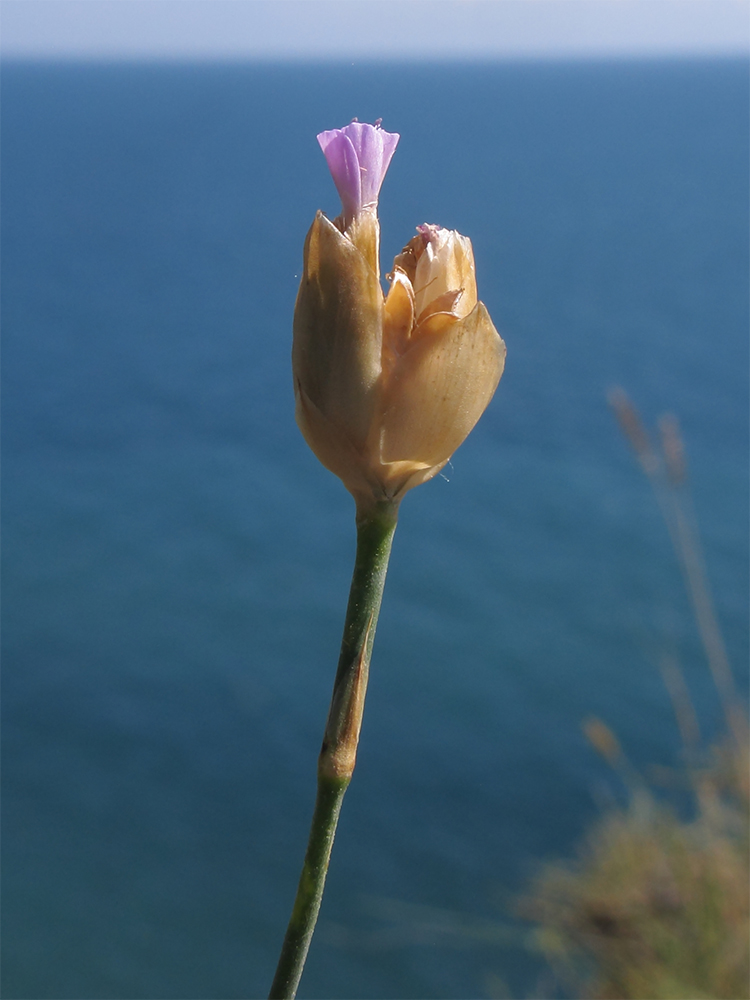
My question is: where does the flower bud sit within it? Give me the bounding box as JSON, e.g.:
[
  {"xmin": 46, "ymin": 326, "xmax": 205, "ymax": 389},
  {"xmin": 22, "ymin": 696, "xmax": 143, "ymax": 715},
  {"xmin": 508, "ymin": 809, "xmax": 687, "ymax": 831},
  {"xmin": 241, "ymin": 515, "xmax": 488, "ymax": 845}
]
[{"xmin": 293, "ymin": 121, "xmax": 506, "ymax": 506}]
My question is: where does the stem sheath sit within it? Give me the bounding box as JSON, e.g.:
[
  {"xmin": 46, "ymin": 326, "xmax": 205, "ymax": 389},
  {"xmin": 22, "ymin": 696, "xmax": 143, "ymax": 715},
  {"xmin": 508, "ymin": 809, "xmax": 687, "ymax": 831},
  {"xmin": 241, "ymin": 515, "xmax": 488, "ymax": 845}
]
[{"xmin": 269, "ymin": 499, "xmax": 399, "ymax": 1000}]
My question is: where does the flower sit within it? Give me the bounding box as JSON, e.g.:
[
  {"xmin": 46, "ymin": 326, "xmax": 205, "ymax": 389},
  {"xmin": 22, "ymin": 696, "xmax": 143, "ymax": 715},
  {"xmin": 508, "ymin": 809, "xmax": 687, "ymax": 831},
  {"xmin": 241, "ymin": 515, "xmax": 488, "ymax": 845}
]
[
  {"xmin": 317, "ymin": 121, "xmax": 399, "ymax": 230},
  {"xmin": 293, "ymin": 121, "xmax": 506, "ymax": 507}
]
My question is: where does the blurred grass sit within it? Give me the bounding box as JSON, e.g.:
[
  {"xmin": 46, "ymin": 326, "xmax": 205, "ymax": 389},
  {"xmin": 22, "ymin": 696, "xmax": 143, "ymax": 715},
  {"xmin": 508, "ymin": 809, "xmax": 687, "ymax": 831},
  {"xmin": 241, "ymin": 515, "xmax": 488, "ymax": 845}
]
[
  {"xmin": 522, "ymin": 735, "xmax": 748, "ymax": 1000},
  {"xmin": 519, "ymin": 392, "xmax": 749, "ymax": 1000}
]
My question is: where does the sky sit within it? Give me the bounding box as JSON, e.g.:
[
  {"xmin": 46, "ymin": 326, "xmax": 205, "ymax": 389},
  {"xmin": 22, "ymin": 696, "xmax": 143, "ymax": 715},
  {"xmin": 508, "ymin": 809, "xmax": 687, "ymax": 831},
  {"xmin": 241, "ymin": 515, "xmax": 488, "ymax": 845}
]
[{"xmin": 1, "ymin": 0, "xmax": 748, "ymax": 61}]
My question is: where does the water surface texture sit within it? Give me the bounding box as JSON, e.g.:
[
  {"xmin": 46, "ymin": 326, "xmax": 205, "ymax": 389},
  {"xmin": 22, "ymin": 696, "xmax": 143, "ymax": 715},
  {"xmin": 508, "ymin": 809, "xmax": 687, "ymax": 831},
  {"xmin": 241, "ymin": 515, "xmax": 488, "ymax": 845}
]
[{"xmin": 3, "ymin": 60, "xmax": 748, "ymax": 999}]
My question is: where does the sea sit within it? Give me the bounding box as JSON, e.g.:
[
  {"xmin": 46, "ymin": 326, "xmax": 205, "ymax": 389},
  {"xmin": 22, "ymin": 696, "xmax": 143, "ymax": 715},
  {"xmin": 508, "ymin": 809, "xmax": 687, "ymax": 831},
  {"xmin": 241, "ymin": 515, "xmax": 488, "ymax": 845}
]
[{"xmin": 2, "ymin": 59, "xmax": 748, "ymax": 1000}]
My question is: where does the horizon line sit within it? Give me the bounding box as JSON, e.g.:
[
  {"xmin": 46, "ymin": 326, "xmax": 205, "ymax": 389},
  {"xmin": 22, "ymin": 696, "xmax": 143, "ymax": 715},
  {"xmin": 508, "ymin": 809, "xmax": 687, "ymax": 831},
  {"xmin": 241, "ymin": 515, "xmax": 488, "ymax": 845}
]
[{"xmin": 3, "ymin": 50, "xmax": 748, "ymax": 64}]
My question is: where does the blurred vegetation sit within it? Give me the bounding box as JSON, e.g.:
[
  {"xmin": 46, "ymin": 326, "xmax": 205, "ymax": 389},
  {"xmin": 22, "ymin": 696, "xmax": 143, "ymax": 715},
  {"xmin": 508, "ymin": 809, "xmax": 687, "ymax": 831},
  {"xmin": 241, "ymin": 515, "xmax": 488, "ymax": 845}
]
[
  {"xmin": 522, "ymin": 732, "xmax": 748, "ymax": 999},
  {"xmin": 520, "ymin": 392, "xmax": 749, "ymax": 1000}
]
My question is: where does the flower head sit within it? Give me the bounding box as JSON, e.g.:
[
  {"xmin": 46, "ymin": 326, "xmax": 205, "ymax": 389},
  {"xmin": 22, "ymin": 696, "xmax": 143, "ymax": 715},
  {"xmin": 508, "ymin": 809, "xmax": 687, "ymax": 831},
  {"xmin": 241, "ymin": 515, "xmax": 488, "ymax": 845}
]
[{"xmin": 293, "ymin": 121, "xmax": 506, "ymax": 508}]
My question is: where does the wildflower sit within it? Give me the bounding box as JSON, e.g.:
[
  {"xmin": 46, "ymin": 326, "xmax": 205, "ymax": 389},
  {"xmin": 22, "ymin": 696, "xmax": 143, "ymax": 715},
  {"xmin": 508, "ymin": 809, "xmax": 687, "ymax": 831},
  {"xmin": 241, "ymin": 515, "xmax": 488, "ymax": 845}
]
[{"xmin": 293, "ymin": 121, "xmax": 505, "ymax": 505}]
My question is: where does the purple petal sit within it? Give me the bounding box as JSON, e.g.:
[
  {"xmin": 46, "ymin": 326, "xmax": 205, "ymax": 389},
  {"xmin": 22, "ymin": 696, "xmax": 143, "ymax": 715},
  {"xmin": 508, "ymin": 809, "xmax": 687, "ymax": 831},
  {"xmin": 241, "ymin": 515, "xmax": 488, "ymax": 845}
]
[
  {"xmin": 317, "ymin": 130, "xmax": 362, "ymax": 220},
  {"xmin": 317, "ymin": 121, "xmax": 399, "ymax": 222}
]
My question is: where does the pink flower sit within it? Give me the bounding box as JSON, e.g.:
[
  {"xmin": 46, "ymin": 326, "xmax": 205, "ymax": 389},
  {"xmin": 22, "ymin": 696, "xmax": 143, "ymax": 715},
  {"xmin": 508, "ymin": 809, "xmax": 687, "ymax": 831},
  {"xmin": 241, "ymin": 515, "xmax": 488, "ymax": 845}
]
[{"xmin": 317, "ymin": 121, "xmax": 399, "ymax": 228}]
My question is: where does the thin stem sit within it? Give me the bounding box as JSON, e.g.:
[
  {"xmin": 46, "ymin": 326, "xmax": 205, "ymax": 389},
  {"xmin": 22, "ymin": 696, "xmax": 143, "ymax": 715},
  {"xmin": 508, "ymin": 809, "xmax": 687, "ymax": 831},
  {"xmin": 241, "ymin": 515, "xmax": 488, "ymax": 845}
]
[
  {"xmin": 269, "ymin": 498, "xmax": 399, "ymax": 1000},
  {"xmin": 669, "ymin": 490, "xmax": 745, "ymax": 746}
]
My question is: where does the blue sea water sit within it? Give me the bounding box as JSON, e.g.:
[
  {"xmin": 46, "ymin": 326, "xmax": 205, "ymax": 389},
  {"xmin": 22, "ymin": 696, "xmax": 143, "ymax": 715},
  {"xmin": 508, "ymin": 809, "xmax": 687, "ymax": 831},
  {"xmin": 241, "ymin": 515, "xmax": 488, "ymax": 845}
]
[{"xmin": 2, "ymin": 59, "xmax": 748, "ymax": 999}]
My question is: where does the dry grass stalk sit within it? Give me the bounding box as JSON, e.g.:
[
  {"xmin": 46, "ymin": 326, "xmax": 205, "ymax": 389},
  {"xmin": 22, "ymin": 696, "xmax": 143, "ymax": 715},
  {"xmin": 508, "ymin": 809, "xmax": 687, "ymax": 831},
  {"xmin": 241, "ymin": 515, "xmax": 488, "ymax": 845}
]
[{"xmin": 521, "ymin": 393, "xmax": 749, "ymax": 1000}]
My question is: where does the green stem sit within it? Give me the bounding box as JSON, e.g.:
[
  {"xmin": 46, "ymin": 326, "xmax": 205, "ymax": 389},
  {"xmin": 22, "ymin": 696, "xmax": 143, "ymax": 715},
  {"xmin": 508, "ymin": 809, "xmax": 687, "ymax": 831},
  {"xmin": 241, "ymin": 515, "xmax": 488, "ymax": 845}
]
[{"xmin": 269, "ymin": 498, "xmax": 399, "ymax": 1000}]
